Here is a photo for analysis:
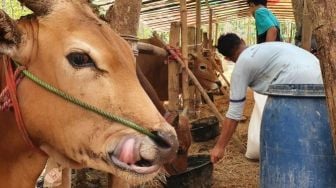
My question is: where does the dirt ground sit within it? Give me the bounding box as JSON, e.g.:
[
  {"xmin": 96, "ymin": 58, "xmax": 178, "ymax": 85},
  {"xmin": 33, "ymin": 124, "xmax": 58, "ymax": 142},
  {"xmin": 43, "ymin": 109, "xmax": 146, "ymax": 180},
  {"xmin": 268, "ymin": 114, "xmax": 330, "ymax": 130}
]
[{"xmin": 72, "ymin": 89, "xmax": 258, "ymax": 188}]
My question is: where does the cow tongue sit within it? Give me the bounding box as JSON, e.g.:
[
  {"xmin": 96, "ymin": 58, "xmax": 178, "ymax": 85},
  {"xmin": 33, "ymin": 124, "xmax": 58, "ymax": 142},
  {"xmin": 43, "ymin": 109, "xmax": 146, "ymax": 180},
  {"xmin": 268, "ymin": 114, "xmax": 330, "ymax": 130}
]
[{"xmin": 118, "ymin": 138, "xmax": 137, "ymax": 164}]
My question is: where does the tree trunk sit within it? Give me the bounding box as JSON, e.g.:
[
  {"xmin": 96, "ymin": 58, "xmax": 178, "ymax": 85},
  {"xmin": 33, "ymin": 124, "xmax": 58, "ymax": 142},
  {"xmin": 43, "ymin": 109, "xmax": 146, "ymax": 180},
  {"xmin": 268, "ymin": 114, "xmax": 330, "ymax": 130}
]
[
  {"xmin": 292, "ymin": 0, "xmax": 304, "ymax": 31},
  {"xmin": 301, "ymin": 0, "xmax": 312, "ymax": 51},
  {"xmin": 308, "ymin": 0, "xmax": 336, "ymax": 150}
]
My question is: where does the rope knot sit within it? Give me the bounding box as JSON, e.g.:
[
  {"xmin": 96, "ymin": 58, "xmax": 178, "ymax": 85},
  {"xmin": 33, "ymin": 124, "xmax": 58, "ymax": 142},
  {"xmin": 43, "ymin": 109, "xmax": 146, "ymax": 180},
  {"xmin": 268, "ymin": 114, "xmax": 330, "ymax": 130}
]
[
  {"xmin": 167, "ymin": 45, "xmax": 182, "ymax": 64},
  {"xmin": 0, "ymin": 64, "xmax": 25, "ymax": 111}
]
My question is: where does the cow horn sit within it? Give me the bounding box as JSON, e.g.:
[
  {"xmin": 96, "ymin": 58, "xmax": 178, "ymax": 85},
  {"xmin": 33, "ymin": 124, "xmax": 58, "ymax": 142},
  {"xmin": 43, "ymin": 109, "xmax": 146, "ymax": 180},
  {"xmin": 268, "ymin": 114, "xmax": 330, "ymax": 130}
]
[{"xmin": 18, "ymin": 0, "xmax": 55, "ymax": 16}]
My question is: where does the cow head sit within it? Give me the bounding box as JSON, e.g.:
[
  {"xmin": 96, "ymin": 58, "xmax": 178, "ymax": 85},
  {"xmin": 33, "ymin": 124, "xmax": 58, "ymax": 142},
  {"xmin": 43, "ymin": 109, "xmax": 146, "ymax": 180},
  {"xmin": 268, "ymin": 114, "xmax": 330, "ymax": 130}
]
[
  {"xmin": 0, "ymin": 0, "xmax": 178, "ymax": 184},
  {"xmin": 191, "ymin": 53, "xmax": 221, "ymax": 91}
]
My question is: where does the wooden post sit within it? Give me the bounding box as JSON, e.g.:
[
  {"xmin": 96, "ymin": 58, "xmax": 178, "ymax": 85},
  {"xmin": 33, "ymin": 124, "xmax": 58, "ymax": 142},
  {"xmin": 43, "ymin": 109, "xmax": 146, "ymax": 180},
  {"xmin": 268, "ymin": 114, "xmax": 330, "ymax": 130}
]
[
  {"xmin": 195, "ymin": 0, "xmax": 202, "ymax": 54},
  {"xmin": 208, "ymin": 8, "xmax": 213, "ymax": 49},
  {"xmin": 188, "ymin": 26, "xmax": 196, "ymax": 52},
  {"xmin": 180, "ymin": 0, "xmax": 189, "ymax": 111},
  {"xmin": 308, "ymin": 0, "xmax": 336, "ymax": 151},
  {"xmin": 107, "ymin": 0, "xmax": 141, "ymax": 36},
  {"xmin": 107, "ymin": 0, "xmax": 142, "ymax": 56},
  {"xmin": 168, "ymin": 22, "xmax": 181, "ymax": 112},
  {"xmin": 301, "ymin": 0, "xmax": 312, "ymax": 51},
  {"xmin": 188, "ymin": 26, "xmax": 196, "ymax": 117},
  {"xmin": 203, "ymin": 32, "xmax": 209, "ymax": 50},
  {"xmin": 195, "ymin": 1, "xmax": 203, "ymax": 112}
]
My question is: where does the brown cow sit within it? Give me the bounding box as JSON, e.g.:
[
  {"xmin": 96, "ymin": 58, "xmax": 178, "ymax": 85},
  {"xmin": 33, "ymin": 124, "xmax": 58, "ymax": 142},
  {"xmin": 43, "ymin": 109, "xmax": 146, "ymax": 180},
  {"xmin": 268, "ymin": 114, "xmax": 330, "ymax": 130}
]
[
  {"xmin": 0, "ymin": 1, "xmax": 178, "ymax": 188},
  {"xmin": 137, "ymin": 36, "xmax": 221, "ymax": 101}
]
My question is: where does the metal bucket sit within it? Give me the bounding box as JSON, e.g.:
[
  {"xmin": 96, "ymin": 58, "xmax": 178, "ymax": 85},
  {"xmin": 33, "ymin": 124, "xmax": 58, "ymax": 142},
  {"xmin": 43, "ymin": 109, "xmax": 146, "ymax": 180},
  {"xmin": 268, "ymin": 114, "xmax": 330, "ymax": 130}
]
[
  {"xmin": 191, "ymin": 116, "xmax": 219, "ymax": 142},
  {"xmin": 260, "ymin": 84, "xmax": 336, "ymax": 187},
  {"xmin": 165, "ymin": 155, "xmax": 213, "ymax": 188}
]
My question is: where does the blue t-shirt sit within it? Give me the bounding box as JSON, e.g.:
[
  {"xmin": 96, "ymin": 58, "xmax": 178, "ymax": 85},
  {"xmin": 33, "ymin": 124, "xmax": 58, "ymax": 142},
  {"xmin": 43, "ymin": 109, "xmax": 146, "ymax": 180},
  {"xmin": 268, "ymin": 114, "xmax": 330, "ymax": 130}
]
[{"xmin": 254, "ymin": 7, "xmax": 280, "ymax": 35}]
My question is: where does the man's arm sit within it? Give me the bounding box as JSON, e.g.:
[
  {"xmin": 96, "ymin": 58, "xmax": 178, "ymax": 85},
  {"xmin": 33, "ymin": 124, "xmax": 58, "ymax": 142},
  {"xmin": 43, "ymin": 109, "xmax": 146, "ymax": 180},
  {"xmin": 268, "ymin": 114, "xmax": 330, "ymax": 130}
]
[
  {"xmin": 211, "ymin": 117, "xmax": 239, "ymax": 163},
  {"xmin": 266, "ymin": 27, "xmax": 278, "ymax": 42}
]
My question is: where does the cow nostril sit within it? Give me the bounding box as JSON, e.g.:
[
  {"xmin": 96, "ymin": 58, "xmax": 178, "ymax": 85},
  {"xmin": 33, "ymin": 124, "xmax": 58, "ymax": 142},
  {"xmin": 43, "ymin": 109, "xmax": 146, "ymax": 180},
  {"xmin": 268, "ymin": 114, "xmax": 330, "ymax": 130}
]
[{"xmin": 150, "ymin": 131, "xmax": 171, "ymax": 149}]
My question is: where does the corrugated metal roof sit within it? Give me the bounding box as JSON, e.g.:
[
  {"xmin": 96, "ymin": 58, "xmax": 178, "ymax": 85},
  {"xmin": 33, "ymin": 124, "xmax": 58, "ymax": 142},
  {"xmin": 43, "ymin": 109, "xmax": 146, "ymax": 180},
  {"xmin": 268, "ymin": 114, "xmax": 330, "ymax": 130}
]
[{"xmin": 93, "ymin": 0, "xmax": 294, "ymax": 31}]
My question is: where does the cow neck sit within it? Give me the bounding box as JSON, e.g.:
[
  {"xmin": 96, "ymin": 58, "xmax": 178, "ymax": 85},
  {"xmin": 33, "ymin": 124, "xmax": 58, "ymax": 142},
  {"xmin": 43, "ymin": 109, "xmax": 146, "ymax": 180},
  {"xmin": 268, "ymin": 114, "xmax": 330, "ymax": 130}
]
[
  {"xmin": 2, "ymin": 57, "xmax": 44, "ymax": 150},
  {"xmin": 0, "ymin": 60, "xmax": 47, "ymax": 188}
]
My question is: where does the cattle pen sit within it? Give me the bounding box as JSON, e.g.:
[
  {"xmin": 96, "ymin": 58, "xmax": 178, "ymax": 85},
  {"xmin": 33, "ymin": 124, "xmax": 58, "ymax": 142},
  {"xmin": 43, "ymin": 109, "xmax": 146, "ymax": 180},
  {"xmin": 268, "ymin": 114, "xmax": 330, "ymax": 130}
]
[{"xmin": 1, "ymin": 0, "xmax": 336, "ymax": 188}]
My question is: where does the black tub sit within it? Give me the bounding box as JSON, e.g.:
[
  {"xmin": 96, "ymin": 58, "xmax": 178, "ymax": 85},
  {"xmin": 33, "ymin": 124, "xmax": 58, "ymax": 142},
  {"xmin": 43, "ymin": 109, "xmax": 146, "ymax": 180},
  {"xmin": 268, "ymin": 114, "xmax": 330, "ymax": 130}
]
[
  {"xmin": 165, "ymin": 155, "xmax": 213, "ymax": 188},
  {"xmin": 191, "ymin": 116, "xmax": 219, "ymax": 142}
]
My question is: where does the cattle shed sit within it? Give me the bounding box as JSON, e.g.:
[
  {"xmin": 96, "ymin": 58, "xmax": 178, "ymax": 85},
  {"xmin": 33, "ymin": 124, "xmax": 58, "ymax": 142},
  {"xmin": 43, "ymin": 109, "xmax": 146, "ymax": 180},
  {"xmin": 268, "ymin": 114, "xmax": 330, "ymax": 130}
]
[{"xmin": 93, "ymin": 0, "xmax": 294, "ymax": 32}]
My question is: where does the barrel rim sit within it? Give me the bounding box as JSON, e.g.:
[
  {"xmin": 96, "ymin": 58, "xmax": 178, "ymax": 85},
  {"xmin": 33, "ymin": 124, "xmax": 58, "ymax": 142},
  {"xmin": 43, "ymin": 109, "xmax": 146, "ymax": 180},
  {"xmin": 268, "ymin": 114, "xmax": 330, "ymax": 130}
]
[{"xmin": 263, "ymin": 84, "xmax": 325, "ymax": 97}]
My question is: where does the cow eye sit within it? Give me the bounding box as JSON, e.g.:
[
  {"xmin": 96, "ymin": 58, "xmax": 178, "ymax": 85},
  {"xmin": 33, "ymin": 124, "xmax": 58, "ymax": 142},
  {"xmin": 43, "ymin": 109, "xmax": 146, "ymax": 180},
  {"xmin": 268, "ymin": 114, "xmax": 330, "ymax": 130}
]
[
  {"xmin": 67, "ymin": 52, "xmax": 95, "ymax": 68},
  {"xmin": 200, "ymin": 64, "xmax": 207, "ymax": 71}
]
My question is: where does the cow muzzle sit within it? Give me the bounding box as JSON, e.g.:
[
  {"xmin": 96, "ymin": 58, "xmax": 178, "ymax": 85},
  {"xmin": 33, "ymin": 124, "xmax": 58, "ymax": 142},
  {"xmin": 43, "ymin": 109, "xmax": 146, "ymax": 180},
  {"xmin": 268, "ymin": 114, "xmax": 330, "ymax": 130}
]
[{"xmin": 107, "ymin": 130, "xmax": 178, "ymax": 174}]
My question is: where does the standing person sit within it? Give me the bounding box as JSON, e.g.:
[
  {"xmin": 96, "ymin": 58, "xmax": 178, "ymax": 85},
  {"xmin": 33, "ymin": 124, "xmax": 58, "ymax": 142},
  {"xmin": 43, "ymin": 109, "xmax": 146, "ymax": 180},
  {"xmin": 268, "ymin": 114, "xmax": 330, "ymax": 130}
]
[
  {"xmin": 245, "ymin": 0, "xmax": 282, "ymax": 159},
  {"xmin": 211, "ymin": 33, "xmax": 336, "ymax": 186},
  {"xmin": 248, "ymin": 0, "xmax": 282, "ymax": 43}
]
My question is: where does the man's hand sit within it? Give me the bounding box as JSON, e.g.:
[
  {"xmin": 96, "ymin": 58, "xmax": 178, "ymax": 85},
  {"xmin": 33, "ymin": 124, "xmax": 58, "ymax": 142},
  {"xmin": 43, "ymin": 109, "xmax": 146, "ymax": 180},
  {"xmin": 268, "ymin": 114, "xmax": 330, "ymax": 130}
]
[
  {"xmin": 211, "ymin": 145, "xmax": 225, "ymax": 163},
  {"xmin": 210, "ymin": 118, "xmax": 239, "ymax": 164}
]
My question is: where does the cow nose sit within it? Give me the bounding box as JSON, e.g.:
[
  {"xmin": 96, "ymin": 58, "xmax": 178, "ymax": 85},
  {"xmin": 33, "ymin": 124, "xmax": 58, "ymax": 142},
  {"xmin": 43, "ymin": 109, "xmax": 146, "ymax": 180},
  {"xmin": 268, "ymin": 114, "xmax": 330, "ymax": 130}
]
[{"xmin": 151, "ymin": 130, "xmax": 179, "ymax": 163}]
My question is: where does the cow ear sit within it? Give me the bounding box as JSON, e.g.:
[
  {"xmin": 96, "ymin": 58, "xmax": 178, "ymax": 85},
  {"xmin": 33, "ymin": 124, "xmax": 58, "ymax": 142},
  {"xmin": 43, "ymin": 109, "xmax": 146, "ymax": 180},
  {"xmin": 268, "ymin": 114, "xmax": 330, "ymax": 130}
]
[{"xmin": 0, "ymin": 10, "xmax": 21, "ymax": 56}]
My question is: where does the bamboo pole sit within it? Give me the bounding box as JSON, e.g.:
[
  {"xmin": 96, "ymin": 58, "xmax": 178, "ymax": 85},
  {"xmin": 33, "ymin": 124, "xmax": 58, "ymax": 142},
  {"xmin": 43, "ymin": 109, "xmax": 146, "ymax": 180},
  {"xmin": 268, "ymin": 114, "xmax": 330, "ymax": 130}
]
[
  {"xmin": 180, "ymin": 0, "xmax": 189, "ymax": 111},
  {"xmin": 195, "ymin": 0, "xmax": 202, "ymax": 54},
  {"xmin": 203, "ymin": 32, "xmax": 209, "ymax": 50},
  {"xmin": 188, "ymin": 26, "xmax": 196, "ymax": 52},
  {"xmin": 168, "ymin": 22, "xmax": 181, "ymax": 112},
  {"xmin": 208, "ymin": 8, "xmax": 213, "ymax": 49},
  {"xmin": 215, "ymin": 23, "xmax": 219, "ymax": 46},
  {"xmin": 154, "ymin": 35, "xmax": 245, "ymax": 151}
]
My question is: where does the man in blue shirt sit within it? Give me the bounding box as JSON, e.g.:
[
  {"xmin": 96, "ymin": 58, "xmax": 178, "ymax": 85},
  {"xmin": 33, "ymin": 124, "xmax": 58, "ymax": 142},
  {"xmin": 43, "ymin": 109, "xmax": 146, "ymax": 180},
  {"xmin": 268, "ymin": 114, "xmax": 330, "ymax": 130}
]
[{"xmin": 248, "ymin": 0, "xmax": 282, "ymax": 43}]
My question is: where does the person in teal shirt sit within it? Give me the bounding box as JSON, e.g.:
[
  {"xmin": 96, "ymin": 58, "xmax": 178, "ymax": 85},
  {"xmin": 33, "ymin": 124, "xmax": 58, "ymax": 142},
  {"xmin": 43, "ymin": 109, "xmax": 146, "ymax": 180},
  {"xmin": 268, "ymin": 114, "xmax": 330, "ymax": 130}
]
[{"xmin": 248, "ymin": 0, "xmax": 282, "ymax": 43}]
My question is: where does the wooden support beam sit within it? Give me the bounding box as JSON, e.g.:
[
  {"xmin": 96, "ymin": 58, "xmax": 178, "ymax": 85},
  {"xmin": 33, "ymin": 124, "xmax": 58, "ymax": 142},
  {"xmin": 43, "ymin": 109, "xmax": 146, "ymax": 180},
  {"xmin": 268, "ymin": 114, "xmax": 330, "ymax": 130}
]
[
  {"xmin": 195, "ymin": 0, "xmax": 202, "ymax": 54},
  {"xmin": 208, "ymin": 8, "xmax": 213, "ymax": 49},
  {"xmin": 188, "ymin": 26, "xmax": 197, "ymax": 117},
  {"xmin": 168, "ymin": 22, "xmax": 181, "ymax": 112},
  {"xmin": 180, "ymin": 0, "xmax": 190, "ymax": 111}
]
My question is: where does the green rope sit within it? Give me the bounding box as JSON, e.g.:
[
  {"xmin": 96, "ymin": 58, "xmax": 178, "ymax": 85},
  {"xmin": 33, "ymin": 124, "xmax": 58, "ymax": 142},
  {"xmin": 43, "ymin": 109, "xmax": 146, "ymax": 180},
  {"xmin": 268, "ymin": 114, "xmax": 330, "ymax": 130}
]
[{"xmin": 16, "ymin": 63, "xmax": 158, "ymax": 141}]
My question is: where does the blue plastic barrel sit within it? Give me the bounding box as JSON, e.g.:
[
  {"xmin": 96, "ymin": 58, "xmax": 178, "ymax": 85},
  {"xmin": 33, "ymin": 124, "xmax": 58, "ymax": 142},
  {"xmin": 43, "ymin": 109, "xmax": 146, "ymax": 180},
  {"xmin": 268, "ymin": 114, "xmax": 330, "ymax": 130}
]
[{"xmin": 260, "ymin": 84, "xmax": 336, "ymax": 188}]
